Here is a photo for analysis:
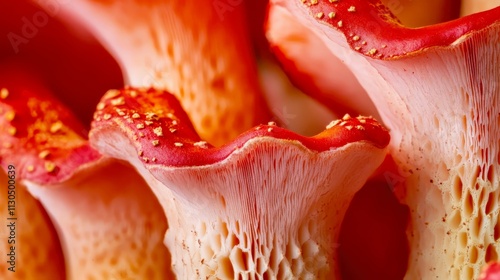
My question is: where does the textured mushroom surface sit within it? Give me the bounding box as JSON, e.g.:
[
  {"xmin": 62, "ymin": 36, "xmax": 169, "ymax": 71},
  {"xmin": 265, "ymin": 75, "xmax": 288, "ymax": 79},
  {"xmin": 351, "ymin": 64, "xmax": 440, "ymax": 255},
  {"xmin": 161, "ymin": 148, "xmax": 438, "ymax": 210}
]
[
  {"xmin": 55, "ymin": 0, "xmax": 270, "ymax": 146},
  {"xmin": 0, "ymin": 69, "xmax": 172, "ymax": 279},
  {"xmin": 269, "ymin": 0, "xmax": 500, "ymax": 278},
  {"xmin": 90, "ymin": 87, "xmax": 390, "ymax": 279},
  {"xmin": 25, "ymin": 160, "xmax": 173, "ymax": 280}
]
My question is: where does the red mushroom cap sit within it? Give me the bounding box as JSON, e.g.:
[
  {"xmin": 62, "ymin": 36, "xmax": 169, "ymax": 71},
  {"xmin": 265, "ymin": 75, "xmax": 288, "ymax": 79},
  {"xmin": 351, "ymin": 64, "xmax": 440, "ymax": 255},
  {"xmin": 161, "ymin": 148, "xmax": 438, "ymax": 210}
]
[
  {"xmin": 0, "ymin": 65, "xmax": 101, "ymax": 184},
  {"xmin": 91, "ymin": 87, "xmax": 389, "ymax": 167},
  {"xmin": 286, "ymin": 0, "xmax": 500, "ymax": 59}
]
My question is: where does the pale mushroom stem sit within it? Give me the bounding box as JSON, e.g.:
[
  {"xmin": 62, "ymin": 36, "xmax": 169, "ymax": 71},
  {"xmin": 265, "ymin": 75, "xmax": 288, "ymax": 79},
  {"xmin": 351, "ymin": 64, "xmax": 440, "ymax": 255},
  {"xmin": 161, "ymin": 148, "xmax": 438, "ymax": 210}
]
[
  {"xmin": 333, "ymin": 25, "xmax": 500, "ymax": 279},
  {"xmin": 0, "ymin": 171, "xmax": 65, "ymax": 279},
  {"xmin": 51, "ymin": 0, "xmax": 270, "ymax": 146},
  {"xmin": 144, "ymin": 141, "xmax": 384, "ymax": 279},
  {"xmin": 25, "ymin": 161, "xmax": 173, "ymax": 280},
  {"xmin": 341, "ymin": 20, "xmax": 500, "ymax": 280},
  {"xmin": 405, "ymin": 48, "xmax": 499, "ymax": 279}
]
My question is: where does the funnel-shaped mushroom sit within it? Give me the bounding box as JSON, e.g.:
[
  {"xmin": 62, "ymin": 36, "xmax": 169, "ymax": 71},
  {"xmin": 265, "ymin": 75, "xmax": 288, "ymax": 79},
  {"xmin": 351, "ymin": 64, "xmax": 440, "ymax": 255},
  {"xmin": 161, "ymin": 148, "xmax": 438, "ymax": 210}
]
[
  {"xmin": 90, "ymin": 87, "xmax": 389, "ymax": 278},
  {"xmin": 270, "ymin": 0, "xmax": 500, "ymax": 278},
  {"xmin": 0, "ymin": 67, "xmax": 172, "ymax": 279},
  {"xmin": 52, "ymin": 0, "xmax": 270, "ymax": 146}
]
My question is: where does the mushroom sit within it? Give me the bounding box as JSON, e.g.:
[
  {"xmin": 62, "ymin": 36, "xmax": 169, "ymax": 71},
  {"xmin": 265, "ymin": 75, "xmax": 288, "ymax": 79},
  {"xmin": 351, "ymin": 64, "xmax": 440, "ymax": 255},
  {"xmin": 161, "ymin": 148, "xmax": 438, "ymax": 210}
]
[
  {"xmin": 265, "ymin": 4, "xmax": 380, "ymax": 119},
  {"xmin": 89, "ymin": 87, "xmax": 390, "ymax": 278},
  {"xmin": 0, "ymin": 171, "xmax": 65, "ymax": 279},
  {"xmin": 0, "ymin": 67, "xmax": 173, "ymax": 279},
  {"xmin": 50, "ymin": 0, "xmax": 270, "ymax": 146},
  {"xmin": 269, "ymin": 0, "xmax": 500, "ymax": 278}
]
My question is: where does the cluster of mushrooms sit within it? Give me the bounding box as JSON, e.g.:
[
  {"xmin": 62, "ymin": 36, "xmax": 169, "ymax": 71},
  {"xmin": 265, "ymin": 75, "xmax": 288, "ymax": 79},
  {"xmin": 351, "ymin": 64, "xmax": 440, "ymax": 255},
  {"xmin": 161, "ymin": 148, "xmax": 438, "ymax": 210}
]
[{"xmin": 0, "ymin": 0, "xmax": 499, "ymax": 279}]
